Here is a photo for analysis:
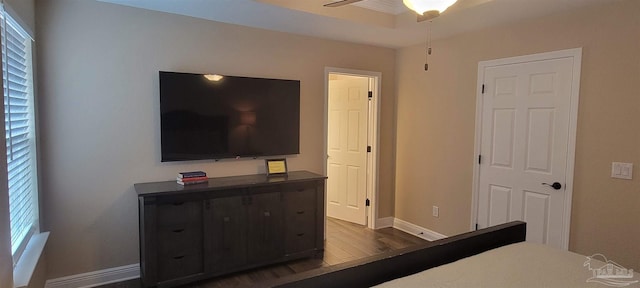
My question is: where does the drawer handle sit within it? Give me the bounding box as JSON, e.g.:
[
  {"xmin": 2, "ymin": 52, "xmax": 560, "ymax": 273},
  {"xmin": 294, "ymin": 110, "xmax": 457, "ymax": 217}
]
[
  {"xmin": 297, "ymin": 189, "xmax": 304, "ymax": 192},
  {"xmin": 173, "ymin": 255, "xmax": 185, "ymax": 260},
  {"xmin": 264, "ymin": 211, "xmax": 271, "ymax": 217},
  {"xmin": 172, "ymin": 228, "xmax": 185, "ymax": 233},
  {"xmin": 296, "ymin": 211, "xmax": 305, "ymax": 215},
  {"xmin": 297, "ymin": 233, "xmax": 305, "ymax": 237},
  {"xmin": 172, "ymin": 202, "xmax": 184, "ymax": 206},
  {"xmin": 223, "ymin": 217, "xmax": 230, "ymax": 222}
]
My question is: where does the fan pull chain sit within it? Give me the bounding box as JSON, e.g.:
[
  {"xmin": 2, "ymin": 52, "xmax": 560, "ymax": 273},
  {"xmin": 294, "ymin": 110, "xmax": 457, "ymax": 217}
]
[{"xmin": 425, "ymin": 21, "xmax": 432, "ymax": 71}]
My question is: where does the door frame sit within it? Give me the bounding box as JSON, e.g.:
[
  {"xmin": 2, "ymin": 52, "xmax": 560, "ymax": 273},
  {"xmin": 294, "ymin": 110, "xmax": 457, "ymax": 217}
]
[
  {"xmin": 470, "ymin": 48, "xmax": 582, "ymax": 250},
  {"xmin": 324, "ymin": 67, "xmax": 382, "ymax": 230}
]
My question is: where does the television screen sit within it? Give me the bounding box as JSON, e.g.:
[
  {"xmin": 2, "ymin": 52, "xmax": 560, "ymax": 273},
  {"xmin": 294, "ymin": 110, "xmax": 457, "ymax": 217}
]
[{"xmin": 159, "ymin": 71, "xmax": 300, "ymax": 162}]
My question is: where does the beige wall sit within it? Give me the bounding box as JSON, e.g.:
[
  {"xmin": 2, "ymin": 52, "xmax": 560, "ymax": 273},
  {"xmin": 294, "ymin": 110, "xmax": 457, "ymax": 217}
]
[
  {"xmin": 5, "ymin": 0, "xmax": 35, "ymax": 35},
  {"xmin": 395, "ymin": 0, "xmax": 640, "ymax": 270},
  {"xmin": 35, "ymin": 0, "xmax": 396, "ymax": 278}
]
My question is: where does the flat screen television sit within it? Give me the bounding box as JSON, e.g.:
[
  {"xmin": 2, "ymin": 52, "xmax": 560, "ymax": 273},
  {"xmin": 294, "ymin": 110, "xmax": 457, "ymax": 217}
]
[{"xmin": 159, "ymin": 71, "xmax": 300, "ymax": 162}]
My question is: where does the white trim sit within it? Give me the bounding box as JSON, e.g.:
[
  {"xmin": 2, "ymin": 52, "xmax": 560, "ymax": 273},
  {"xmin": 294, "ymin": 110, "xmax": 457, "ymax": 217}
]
[
  {"xmin": 370, "ymin": 72, "xmax": 381, "ymax": 230},
  {"xmin": 470, "ymin": 60, "xmax": 485, "ymax": 232},
  {"xmin": 44, "ymin": 264, "xmax": 139, "ymax": 288},
  {"xmin": 375, "ymin": 217, "xmax": 394, "ymax": 229},
  {"xmin": 323, "ymin": 67, "xmax": 382, "ymax": 230},
  {"xmin": 472, "ymin": 48, "xmax": 582, "ymax": 250},
  {"xmin": 13, "ymin": 232, "xmax": 48, "ymax": 288},
  {"xmin": 393, "ymin": 218, "xmax": 447, "ymax": 241},
  {"xmin": 563, "ymin": 48, "xmax": 582, "ymax": 251}
]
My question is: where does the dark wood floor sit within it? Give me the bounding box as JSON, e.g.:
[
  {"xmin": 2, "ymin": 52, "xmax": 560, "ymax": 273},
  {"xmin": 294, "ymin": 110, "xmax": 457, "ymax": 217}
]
[{"xmin": 100, "ymin": 217, "xmax": 427, "ymax": 288}]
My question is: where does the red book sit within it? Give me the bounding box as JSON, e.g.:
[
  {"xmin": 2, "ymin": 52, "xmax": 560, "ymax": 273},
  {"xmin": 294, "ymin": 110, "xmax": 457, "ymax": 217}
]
[{"xmin": 176, "ymin": 176, "xmax": 208, "ymax": 182}]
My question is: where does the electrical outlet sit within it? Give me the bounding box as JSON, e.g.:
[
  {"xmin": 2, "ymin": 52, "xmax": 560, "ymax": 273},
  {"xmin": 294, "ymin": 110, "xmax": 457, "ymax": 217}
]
[{"xmin": 432, "ymin": 206, "xmax": 439, "ymax": 217}]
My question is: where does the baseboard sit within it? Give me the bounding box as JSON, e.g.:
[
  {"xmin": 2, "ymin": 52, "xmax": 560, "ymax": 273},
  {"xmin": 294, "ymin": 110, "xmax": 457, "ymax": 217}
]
[
  {"xmin": 393, "ymin": 218, "xmax": 447, "ymax": 241},
  {"xmin": 375, "ymin": 217, "xmax": 394, "ymax": 229},
  {"xmin": 44, "ymin": 264, "xmax": 139, "ymax": 288}
]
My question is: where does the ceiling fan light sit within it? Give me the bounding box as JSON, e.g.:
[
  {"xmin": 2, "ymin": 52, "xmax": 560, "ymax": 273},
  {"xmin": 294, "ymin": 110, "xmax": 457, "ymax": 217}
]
[{"xmin": 403, "ymin": 0, "xmax": 458, "ymax": 14}]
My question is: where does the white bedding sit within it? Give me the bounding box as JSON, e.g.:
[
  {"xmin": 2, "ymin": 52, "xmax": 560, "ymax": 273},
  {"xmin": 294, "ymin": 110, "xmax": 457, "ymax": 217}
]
[{"xmin": 374, "ymin": 242, "xmax": 640, "ymax": 288}]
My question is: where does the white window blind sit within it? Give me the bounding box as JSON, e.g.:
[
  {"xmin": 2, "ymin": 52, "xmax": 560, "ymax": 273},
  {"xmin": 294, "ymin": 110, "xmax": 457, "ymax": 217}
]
[{"xmin": 1, "ymin": 8, "xmax": 37, "ymax": 266}]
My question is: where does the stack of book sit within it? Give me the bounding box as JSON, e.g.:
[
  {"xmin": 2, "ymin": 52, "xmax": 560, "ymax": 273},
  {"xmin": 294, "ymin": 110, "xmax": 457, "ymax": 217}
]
[{"xmin": 177, "ymin": 171, "xmax": 208, "ymax": 185}]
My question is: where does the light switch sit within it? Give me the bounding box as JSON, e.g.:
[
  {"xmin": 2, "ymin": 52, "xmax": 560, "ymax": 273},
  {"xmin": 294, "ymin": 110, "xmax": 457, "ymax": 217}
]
[{"xmin": 611, "ymin": 162, "xmax": 633, "ymax": 180}]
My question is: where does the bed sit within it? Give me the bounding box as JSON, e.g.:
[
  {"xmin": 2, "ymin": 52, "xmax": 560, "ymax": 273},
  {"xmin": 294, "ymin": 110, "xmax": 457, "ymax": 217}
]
[{"xmin": 260, "ymin": 221, "xmax": 639, "ymax": 287}]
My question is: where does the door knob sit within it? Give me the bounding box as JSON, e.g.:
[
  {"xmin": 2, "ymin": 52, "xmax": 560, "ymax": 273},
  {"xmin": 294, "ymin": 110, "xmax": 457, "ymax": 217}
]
[{"xmin": 542, "ymin": 182, "xmax": 562, "ymax": 190}]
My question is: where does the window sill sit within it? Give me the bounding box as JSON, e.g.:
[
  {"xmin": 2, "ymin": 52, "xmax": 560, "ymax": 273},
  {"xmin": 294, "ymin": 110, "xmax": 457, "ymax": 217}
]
[{"xmin": 13, "ymin": 232, "xmax": 49, "ymax": 288}]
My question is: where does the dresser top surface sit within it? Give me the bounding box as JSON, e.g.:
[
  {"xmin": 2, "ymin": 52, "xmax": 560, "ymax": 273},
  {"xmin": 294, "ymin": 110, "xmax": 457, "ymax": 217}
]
[{"xmin": 135, "ymin": 170, "xmax": 326, "ymax": 197}]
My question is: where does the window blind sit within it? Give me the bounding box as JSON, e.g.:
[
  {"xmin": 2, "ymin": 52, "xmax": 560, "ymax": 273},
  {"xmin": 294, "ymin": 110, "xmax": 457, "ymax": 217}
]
[{"xmin": 1, "ymin": 9, "xmax": 37, "ymax": 265}]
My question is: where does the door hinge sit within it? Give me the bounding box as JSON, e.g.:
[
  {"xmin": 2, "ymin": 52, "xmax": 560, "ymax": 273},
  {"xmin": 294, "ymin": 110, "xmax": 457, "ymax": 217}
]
[
  {"xmin": 367, "ymin": 146, "xmax": 371, "ymax": 153},
  {"xmin": 478, "ymin": 155, "xmax": 482, "ymax": 164},
  {"xmin": 366, "ymin": 198, "xmax": 370, "ymax": 207},
  {"xmin": 481, "ymin": 84, "xmax": 485, "ymax": 94},
  {"xmin": 368, "ymin": 91, "xmax": 373, "ymax": 98}
]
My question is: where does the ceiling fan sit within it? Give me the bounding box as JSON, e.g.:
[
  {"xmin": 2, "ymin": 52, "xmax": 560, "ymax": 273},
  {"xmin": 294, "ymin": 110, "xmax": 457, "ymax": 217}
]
[
  {"xmin": 324, "ymin": 0, "xmax": 491, "ymax": 71},
  {"xmin": 324, "ymin": 0, "xmax": 476, "ymax": 22},
  {"xmin": 325, "ymin": 0, "xmax": 474, "ymax": 71}
]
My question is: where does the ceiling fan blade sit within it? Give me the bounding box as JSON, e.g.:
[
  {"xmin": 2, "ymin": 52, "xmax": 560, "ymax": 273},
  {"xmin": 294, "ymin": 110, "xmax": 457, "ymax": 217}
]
[{"xmin": 323, "ymin": 0, "xmax": 364, "ymax": 8}]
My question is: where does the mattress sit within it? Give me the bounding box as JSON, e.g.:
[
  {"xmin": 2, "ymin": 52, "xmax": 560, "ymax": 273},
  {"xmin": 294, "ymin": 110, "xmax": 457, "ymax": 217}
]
[{"xmin": 374, "ymin": 242, "xmax": 639, "ymax": 288}]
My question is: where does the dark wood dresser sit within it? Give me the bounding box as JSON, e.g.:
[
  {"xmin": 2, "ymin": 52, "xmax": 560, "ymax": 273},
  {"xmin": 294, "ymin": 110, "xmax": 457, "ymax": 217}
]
[{"xmin": 135, "ymin": 171, "xmax": 326, "ymax": 287}]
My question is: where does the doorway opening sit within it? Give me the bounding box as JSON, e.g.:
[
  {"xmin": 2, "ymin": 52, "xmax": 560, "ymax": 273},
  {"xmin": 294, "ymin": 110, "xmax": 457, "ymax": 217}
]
[{"xmin": 324, "ymin": 67, "xmax": 381, "ymax": 229}]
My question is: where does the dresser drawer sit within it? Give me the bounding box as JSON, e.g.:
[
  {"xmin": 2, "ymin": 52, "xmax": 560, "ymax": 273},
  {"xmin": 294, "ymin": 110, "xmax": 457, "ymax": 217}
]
[
  {"xmin": 284, "ymin": 187, "xmax": 316, "ymax": 213},
  {"xmin": 157, "ymin": 253, "xmax": 203, "ymax": 282},
  {"xmin": 286, "ymin": 205, "xmax": 316, "ymax": 220},
  {"xmin": 285, "ymin": 222, "xmax": 316, "ymax": 255},
  {"xmin": 157, "ymin": 200, "xmax": 202, "ymax": 226},
  {"xmin": 283, "ymin": 181, "xmax": 317, "ymax": 192},
  {"xmin": 157, "ymin": 223, "xmax": 203, "ymax": 257}
]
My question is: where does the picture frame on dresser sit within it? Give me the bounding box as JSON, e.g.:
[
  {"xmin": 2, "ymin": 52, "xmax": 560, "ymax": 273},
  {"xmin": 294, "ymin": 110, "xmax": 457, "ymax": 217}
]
[{"xmin": 266, "ymin": 158, "xmax": 288, "ymax": 176}]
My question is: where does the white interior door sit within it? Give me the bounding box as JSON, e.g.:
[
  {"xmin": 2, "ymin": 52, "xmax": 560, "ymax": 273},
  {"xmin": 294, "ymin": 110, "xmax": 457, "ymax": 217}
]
[
  {"xmin": 327, "ymin": 75, "xmax": 369, "ymax": 225},
  {"xmin": 477, "ymin": 53, "xmax": 579, "ymax": 250}
]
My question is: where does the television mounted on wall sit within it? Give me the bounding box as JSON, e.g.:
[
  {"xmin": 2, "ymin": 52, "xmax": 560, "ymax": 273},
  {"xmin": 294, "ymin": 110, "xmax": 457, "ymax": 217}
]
[{"xmin": 159, "ymin": 71, "xmax": 300, "ymax": 162}]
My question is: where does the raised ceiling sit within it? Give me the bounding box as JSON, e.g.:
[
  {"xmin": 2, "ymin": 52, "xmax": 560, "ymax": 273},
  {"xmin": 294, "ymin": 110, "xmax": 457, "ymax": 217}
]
[
  {"xmin": 98, "ymin": 0, "xmax": 616, "ymax": 48},
  {"xmin": 351, "ymin": 0, "xmax": 409, "ymax": 15}
]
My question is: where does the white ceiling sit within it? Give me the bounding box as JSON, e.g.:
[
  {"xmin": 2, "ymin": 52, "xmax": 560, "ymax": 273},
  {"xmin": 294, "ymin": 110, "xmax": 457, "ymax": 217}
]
[
  {"xmin": 98, "ymin": 0, "xmax": 614, "ymax": 48},
  {"xmin": 352, "ymin": 0, "xmax": 409, "ymax": 15}
]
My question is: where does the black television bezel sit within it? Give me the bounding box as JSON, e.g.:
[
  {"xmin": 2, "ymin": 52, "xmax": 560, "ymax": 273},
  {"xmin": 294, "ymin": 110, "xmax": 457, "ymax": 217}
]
[{"xmin": 159, "ymin": 71, "xmax": 301, "ymax": 162}]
